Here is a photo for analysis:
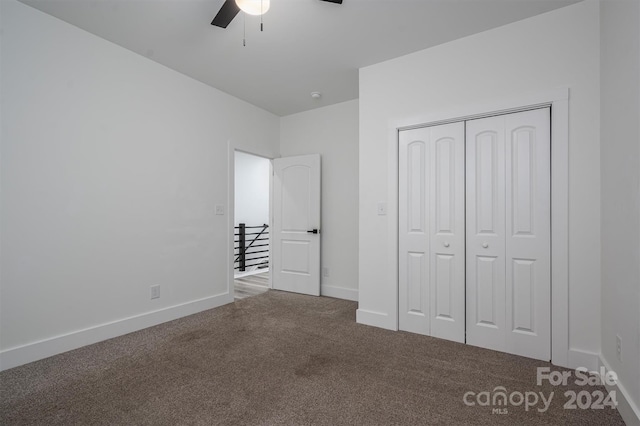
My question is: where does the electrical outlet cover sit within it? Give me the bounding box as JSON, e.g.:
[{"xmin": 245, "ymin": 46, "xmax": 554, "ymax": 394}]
[{"xmin": 151, "ymin": 285, "xmax": 160, "ymax": 299}]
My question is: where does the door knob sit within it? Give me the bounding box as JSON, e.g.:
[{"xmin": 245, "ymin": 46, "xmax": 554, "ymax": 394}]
[
  {"xmin": 444, "ymin": 242, "xmax": 450, "ymax": 247},
  {"xmin": 482, "ymin": 242, "xmax": 489, "ymax": 248}
]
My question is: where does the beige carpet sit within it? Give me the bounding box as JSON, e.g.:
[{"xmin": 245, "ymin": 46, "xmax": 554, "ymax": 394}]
[{"xmin": 0, "ymin": 291, "xmax": 625, "ymax": 425}]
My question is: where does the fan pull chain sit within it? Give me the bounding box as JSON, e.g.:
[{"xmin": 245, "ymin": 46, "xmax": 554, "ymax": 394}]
[
  {"xmin": 261, "ymin": 0, "xmax": 264, "ymax": 31},
  {"xmin": 243, "ymin": 12, "xmax": 246, "ymax": 46}
]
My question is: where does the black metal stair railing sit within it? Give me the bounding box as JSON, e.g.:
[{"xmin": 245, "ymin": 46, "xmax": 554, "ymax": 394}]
[{"xmin": 234, "ymin": 223, "xmax": 269, "ymax": 271}]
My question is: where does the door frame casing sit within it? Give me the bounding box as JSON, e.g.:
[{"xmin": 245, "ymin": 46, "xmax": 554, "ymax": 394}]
[{"xmin": 386, "ymin": 88, "xmax": 571, "ymax": 368}]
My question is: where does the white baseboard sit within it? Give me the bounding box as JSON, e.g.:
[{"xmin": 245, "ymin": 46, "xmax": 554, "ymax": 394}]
[
  {"xmin": 566, "ymin": 348, "xmax": 600, "ymax": 370},
  {"xmin": 356, "ymin": 308, "xmax": 395, "ymax": 330},
  {"xmin": 0, "ymin": 292, "xmax": 234, "ymax": 372},
  {"xmin": 321, "ymin": 284, "xmax": 358, "ymax": 301},
  {"xmin": 599, "ymin": 355, "xmax": 640, "ymax": 426}
]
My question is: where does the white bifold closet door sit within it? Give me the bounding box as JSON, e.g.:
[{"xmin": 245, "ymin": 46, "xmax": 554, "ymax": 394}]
[
  {"xmin": 466, "ymin": 108, "xmax": 551, "ymax": 361},
  {"xmin": 398, "ymin": 122, "xmax": 465, "ymax": 343}
]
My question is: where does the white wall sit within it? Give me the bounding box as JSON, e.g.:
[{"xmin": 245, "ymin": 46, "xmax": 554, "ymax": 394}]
[
  {"xmin": 600, "ymin": 0, "xmax": 640, "ymax": 421},
  {"xmin": 358, "ymin": 1, "xmax": 601, "ymax": 361},
  {"xmin": 280, "ymin": 100, "xmax": 359, "ymax": 301},
  {"xmin": 0, "ymin": 0, "xmax": 279, "ymax": 369},
  {"xmin": 234, "ymin": 151, "xmax": 270, "ymax": 227}
]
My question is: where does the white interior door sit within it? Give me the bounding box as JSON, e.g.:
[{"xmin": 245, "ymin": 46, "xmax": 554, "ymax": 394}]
[
  {"xmin": 466, "ymin": 108, "xmax": 551, "ymax": 360},
  {"xmin": 398, "ymin": 122, "xmax": 465, "ymax": 343},
  {"xmin": 272, "ymin": 154, "xmax": 321, "ymax": 296}
]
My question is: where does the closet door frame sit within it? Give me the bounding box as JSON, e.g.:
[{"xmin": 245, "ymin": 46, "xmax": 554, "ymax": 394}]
[{"xmin": 386, "ymin": 88, "xmax": 571, "ymax": 368}]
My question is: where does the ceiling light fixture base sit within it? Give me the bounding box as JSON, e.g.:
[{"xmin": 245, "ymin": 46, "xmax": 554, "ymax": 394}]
[{"xmin": 236, "ymin": 0, "xmax": 270, "ymax": 16}]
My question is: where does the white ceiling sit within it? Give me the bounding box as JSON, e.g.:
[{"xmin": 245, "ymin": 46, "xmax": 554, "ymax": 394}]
[{"xmin": 20, "ymin": 0, "xmax": 579, "ymax": 116}]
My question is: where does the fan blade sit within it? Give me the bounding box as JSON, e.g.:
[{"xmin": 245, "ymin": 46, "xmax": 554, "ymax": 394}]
[
  {"xmin": 211, "ymin": 0, "xmax": 240, "ymax": 28},
  {"xmin": 320, "ymin": 0, "xmax": 343, "ymax": 3}
]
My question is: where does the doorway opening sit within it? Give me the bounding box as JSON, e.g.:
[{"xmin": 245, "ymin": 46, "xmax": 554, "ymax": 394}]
[{"xmin": 233, "ymin": 150, "xmax": 271, "ymax": 300}]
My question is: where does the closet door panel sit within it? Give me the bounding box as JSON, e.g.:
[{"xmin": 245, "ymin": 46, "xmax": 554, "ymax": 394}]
[
  {"xmin": 466, "ymin": 116, "xmax": 506, "ymax": 352},
  {"xmin": 466, "ymin": 108, "xmax": 550, "ymax": 361},
  {"xmin": 399, "ymin": 129, "xmax": 431, "ymax": 335},
  {"xmin": 505, "ymin": 108, "xmax": 551, "ymax": 360},
  {"xmin": 399, "ymin": 123, "xmax": 465, "ymax": 342},
  {"xmin": 429, "ymin": 122, "xmax": 465, "ymax": 343}
]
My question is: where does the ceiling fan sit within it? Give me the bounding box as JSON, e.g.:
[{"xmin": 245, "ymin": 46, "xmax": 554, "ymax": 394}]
[{"xmin": 211, "ymin": 0, "xmax": 343, "ymax": 28}]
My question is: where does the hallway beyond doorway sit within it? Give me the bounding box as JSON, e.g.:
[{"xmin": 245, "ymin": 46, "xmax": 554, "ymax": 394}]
[{"xmin": 234, "ymin": 271, "xmax": 269, "ymax": 300}]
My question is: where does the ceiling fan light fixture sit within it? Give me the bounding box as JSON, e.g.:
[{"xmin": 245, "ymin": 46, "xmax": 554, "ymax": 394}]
[{"xmin": 235, "ymin": 0, "xmax": 270, "ymax": 16}]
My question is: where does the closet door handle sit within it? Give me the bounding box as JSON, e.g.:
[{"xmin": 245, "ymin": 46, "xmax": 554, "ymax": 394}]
[
  {"xmin": 482, "ymin": 242, "xmax": 489, "ymax": 248},
  {"xmin": 444, "ymin": 242, "xmax": 450, "ymax": 248},
  {"xmin": 307, "ymin": 229, "xmax": 319, "ymax": 234}
]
